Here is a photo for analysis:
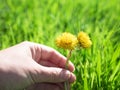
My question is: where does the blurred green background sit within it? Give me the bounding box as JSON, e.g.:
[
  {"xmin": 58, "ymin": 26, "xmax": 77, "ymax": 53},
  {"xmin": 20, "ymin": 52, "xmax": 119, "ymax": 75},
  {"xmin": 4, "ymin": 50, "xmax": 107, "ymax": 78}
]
[{"xmin": 0, "ymin": 0, "xmax": 120, "ymax": 90}]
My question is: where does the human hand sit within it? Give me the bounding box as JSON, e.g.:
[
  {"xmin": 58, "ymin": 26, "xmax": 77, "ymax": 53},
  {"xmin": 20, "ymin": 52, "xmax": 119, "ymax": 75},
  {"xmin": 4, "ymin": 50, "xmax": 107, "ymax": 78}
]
[{"xmin": 0, "ymin": 41, "xmax": 76, "ymax": 90}]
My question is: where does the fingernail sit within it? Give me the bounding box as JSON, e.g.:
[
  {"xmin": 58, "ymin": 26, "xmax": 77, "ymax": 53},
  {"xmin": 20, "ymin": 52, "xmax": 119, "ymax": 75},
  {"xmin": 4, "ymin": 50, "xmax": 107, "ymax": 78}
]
[
  {"xmin": 69, "ymin": 73, "xmax": 76, "ymax": 83},
  {"xmin": 62, "ymin": 70, "xmax": 71, "ymax": 80},
  {"xmin": 69, "ymin": 61, "xmax": 75, "ymax": 72}
]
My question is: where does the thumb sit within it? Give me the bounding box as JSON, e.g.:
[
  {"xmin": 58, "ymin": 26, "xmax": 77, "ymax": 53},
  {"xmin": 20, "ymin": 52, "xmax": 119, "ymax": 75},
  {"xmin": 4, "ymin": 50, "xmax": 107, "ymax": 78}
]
[{"xmin": 31, "ymin": 65, "xmax": 76, "ymax": 83}]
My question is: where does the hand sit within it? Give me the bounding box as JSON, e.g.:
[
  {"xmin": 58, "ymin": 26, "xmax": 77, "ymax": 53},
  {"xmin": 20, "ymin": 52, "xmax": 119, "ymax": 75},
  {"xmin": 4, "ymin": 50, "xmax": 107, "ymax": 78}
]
[{"xmin": 0, "ymin": 41, "xmax": 76, "ymax": 90}]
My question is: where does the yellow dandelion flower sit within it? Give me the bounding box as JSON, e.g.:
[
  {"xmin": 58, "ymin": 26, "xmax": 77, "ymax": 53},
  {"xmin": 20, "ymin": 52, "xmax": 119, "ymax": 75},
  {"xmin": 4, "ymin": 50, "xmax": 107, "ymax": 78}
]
[
  {"xmin": 77, "ymin": 31, "xmax": 92, "ymax": 48},
  {"xmin": 56, "ymin": 32, "xmax": 78, "ymax": 50}
]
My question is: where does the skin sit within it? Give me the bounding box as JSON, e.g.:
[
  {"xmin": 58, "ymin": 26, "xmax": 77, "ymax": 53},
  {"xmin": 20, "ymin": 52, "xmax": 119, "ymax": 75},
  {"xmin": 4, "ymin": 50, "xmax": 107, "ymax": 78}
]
[{"xmin": 0, "ymin": 41, "xmax": 76, "ymax": 90}]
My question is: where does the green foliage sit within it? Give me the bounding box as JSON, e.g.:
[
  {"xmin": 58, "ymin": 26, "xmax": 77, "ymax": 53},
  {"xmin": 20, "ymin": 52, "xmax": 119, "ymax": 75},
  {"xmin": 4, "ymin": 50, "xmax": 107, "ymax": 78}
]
[{"xmin": 0, "ymin": 0, "xmax": 120, "ymax": 90}]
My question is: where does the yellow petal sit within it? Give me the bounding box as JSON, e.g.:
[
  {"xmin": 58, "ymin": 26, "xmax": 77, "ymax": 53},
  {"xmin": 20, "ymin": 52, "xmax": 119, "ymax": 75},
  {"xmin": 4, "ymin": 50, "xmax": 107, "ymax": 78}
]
[
  {"xmin": 55, "ymin": 32, "xmax": 78, "ymax": 50},
  {"xmin": 77, "ymin": 31, "xmax": 92, "ymax": 48}
]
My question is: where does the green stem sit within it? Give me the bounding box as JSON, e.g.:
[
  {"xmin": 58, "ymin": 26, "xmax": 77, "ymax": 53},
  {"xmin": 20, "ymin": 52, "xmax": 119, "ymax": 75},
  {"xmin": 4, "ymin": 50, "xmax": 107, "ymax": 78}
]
[
  {"xmin": 64, "ymin": 81, "xmax": 70, "ymax": 90},
  {"xmin": 64, "ymin": 50, "xmax": 72, "ymax": 90},
  {"xmin": 65, "ymin": 50, "xmax": 72, "ymax": 69}
]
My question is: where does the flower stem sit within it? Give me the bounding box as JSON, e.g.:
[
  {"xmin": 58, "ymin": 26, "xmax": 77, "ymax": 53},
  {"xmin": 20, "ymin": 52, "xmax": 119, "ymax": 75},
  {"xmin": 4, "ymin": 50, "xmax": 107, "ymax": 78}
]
[{"xmin": 64, "ymin": 50, "xmax": 72, "ymax": 90}]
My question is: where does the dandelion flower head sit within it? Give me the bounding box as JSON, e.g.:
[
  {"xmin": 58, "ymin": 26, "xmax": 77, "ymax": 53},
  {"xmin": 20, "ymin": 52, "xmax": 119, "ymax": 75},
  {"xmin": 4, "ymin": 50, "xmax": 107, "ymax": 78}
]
[
  {"xmin": 56, "ymin": 32, "xmax": 78, "ymax": 50},
  {"xmin": 77, "ymin": 31, "xmax": 92, "ymax": 48}
]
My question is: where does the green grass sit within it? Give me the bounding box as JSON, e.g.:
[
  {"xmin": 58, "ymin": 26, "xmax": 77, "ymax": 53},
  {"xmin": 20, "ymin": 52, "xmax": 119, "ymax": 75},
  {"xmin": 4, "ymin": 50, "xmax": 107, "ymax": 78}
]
[{"xmin": 0, "ymin": 0, "xmax": 120, "ymax": 90}]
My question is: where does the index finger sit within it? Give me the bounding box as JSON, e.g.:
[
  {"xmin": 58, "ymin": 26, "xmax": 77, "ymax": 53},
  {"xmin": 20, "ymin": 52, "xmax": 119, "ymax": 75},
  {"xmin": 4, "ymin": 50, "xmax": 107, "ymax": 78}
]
[{"xmin": 38, "ymin": 44, "xmax": 75, "ymax": 72}]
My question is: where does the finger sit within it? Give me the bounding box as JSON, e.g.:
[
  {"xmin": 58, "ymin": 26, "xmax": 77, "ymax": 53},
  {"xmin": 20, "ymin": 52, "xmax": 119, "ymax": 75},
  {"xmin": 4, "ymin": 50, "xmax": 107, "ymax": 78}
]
[
  {"xmin": 39, "ymin": 60, "xmax": 75, "ymax": 73},
  {"xmin": 31, "ymin": 65, "xmax": 76, "ymax": 83},
  {"xmin": 40, "ymin": 45, "xmax": 75, "ymax": 72},
  {"xmin": 39, "ymin": 60, "xmax": 58, "ymax": 67},
  {"xmin": 39, "ymin": 60, "xmax": 74, "ymax": 72}
]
